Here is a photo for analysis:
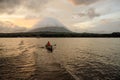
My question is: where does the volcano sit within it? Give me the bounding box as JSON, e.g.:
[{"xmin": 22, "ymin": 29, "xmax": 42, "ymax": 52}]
[{"xmin": 30, "ymin": 17, "xmax": 71, "ymax": 33}]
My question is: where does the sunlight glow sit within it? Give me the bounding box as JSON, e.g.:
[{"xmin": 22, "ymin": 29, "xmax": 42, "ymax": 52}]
[{"xmin": 0, "ymin": 17, "xmax": 39, "ymax": 28}]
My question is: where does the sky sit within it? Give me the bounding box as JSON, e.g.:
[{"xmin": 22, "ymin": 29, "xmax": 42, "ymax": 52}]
[{"xmin": 0, "ymin": 0, "xmax": 120, "ymax": 33}]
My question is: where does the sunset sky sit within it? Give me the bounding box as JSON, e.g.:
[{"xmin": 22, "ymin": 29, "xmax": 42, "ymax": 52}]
[{"xmin": 0, "ymin": 0, "xmax": 120, "ymax": 33}]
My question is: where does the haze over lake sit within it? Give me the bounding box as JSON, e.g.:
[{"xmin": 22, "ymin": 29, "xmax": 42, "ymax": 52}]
[{"xmin": 0, "ymin": 38, "xmax": 120, "ymax": 80}]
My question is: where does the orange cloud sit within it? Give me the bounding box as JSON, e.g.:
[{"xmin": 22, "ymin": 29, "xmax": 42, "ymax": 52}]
[
  {"xmin": 1, "ymin": 18, "xmax": 39, "ymax": 28},
  {"xmin": 68, "ymin": 0, "xmax": 99, "ymax": 5},
  {"xmin": 13, "ymin": 19, "xmax": 39, "ymax": 28}
]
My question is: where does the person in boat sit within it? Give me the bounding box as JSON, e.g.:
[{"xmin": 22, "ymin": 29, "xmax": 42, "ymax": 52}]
[{"xmin": 46, "ymin": 41, "xmax": 53, "ymax": 52}]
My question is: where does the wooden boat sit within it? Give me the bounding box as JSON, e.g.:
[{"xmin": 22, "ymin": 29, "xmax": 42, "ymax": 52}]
[
  {"xmin": 46, "ymin": 45, "xmax": 53, "ymax": 52},
  {"xmin": 45, "ymin": 41, "xmax": 53, "ymax": 52}
]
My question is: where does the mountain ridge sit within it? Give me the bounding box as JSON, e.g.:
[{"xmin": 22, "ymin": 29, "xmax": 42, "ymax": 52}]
[
  {"xmin": 30, "ymin": 17, "xmax": 72, "ymax": 33},
  {"xmin": 30, "ymin": 26, "xmax": 71, "ymax": 33}
]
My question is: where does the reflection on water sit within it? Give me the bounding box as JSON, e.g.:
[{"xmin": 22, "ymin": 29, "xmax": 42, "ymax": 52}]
[
  {"xmin": 0, "ymin": 38, "xmax": 120, "ymax": 80},
  {"xmin": 0, "ymin": 41, "xmax": 36, "ymax": 80}
]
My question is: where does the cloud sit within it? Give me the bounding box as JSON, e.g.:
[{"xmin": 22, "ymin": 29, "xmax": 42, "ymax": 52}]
[
  {"xmin": 78, "ymin": 8, "xmax": 100, "ymax": 19},
  {"xmin": 0, "ymin": 0, "xmax": 49, "ymax": 14},
  {"xmin": 90, "ymin": 20, "xmax": 120, "ymax": 33},
  {"xmin": 87, "ymin": 8, "xmax": 100, "ymax": 18},
  {"xmin": 68, "ymin": 0, "xmax": 100, "ymax": 5},
  {"xmin": 24, "ymin": 0, "xmax": 49, "ymax": 12},
  {"xmin": 0, "ymin": 21, "xmax": 26, "ymax": 33},
  {"xmin": 0, "ymin": 0, "xmax": 24, "ymax": 14},
  {"xmin": 100, "ymin": 19, "xmax": 113, "ymax": 24},
  {"xmin": 74, "ymin": 17, "xmax": 120, "ymax": 33}
]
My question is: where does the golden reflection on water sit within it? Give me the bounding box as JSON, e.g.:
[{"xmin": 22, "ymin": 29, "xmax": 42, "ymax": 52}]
[
  {"xmin": 0, "ymin": 38, "xmax": 36, "ymax": 80},
  {"xmin": 0, "ymin": 38, "xmax": 120, "ymax": 80}
]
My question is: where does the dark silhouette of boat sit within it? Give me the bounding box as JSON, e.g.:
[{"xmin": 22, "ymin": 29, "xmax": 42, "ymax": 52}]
[{"xmin": 45, "ymin": 41, "xmax": 53, "ymax": 52}]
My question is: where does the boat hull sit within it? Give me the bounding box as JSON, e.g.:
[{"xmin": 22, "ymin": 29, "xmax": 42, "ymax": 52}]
[{"xmin": 46, "ymin": 45, "xmax": 53, "ymax": 52}]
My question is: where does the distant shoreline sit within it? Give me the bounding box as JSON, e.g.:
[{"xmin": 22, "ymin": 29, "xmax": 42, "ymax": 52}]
[{"xmin": 0, "ymin": 32, "xmax": 120, "ymax": 38}]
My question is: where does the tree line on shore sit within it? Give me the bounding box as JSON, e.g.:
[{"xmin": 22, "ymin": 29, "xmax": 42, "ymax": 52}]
[{"xmin": 0, "ymin": 32, "xmax": 120, "ymax": 38}]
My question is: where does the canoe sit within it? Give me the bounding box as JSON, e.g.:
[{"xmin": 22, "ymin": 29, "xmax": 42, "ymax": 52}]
[{"xmin": 46, "ymin": 45, "xmax": 53, "ymax": 52}]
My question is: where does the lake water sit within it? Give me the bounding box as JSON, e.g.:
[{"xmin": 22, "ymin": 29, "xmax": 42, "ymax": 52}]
[{"xmin": 0, "ymin": 38, "xmax": 120, "ymax": 80}]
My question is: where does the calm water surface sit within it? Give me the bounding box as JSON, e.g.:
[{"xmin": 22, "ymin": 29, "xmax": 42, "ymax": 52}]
[{"xmin": 0, "ymin": 38, "xmax": 120, "ymax": 80}]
